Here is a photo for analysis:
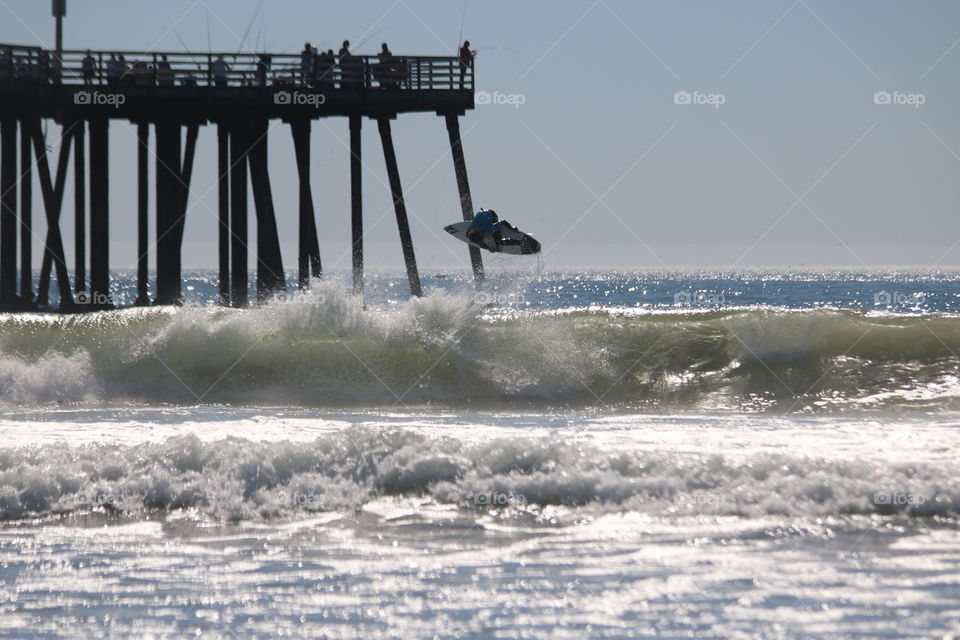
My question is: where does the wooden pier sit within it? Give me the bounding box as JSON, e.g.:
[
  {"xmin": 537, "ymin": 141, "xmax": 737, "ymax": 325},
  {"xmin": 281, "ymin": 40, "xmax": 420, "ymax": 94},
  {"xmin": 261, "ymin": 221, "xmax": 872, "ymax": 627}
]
[{"xmin": 0, "ymin": 43, "xmax": 483, "ymax": 311}]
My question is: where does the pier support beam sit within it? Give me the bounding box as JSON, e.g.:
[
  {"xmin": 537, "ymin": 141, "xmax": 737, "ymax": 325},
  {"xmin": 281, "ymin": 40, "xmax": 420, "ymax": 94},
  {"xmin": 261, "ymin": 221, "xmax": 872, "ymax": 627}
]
[
  {"xmin": 29, "ymin": 119, "xmax": 74, "ymax": 309},
  {"xmin": 135, "ymin": 122, "xmax": 149, "ymax": 306},
  {"xmin": 248, "ymin": 118, "xmax": 286, "ymax": 300},
  {"xmin": 154, "ymin": 120, "xmax": 181, "ymax": 305},
  {"xmin": 350, "ymin": 115, "xmax": 363, "ymax": 297},
  {"xmin": 445, "ymin": 113, "xmax": 484, "ymax": 287},
  {"xmin": 0, "ymin": 118, "xmax": 19, "ymax": 308},
  {"xmin": 217, "ymin": 123, "xmax": 230, "ymax": 306},
  {"xmin": 229, "ymin": 122, "xmax": 248, "ymax": 307},
  {"xmin": 73, "ymin": 120, "xmax": 85, "ymax": 294},
  {"xmin": 377, "ymin": 117, "xmax": 421, "ymax": 298},
  {"xmin": 19, "ymin": 120, "xmax": 33, "ymax": 305},
  {"xmin": 154, "ymin": 122, "xmax": 197, "ymax": 306},
  {"xmin": 290, "ymin": 119, "xmax": 321, "ymax": 289},
  {"xmin": 173, "ymin": 124, "xmax": 198, "ymax": 252},
  {"xmin": 89, "ymin": 118, "xmax": 111, "ymax": 309}
]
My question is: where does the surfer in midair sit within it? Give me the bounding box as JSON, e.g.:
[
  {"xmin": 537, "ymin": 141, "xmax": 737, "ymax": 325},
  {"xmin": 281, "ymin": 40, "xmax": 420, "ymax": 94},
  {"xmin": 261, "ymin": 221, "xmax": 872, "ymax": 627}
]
[{"xmin": 466, "ymin": 209, "xmax": 519, "ymax": 250}]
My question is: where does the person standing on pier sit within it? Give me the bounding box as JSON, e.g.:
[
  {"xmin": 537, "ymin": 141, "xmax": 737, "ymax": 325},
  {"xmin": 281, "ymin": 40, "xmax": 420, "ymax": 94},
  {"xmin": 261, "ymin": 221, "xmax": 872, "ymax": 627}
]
[
  {"xmin": 117, "ymin": 54, "xmax": 130, "ymax": 86},
  {"xmin": 0, "ymin": 49, "xmax": 11, "ymax": 81},
  {"xmin": 106, "ymin": 54, "xmax": 120, "ymax": 86},
  {"xmin": 211, "ymin": 55, "xmax": 229, "ymax": 87},
  {"xmin": 157, "ymin": 54, "xmax": 174, "ymax": 86},
  {"xmin": 338, "ymin": 40, "xmax": 360, "ymax": 88},
  {"xmin": 300, "ymin": 43, "xmax": 313, "ymax": 85},
  {"xmin": 81, "ymin": 50, "xmax": 96, "ymax": 84},
  {"xmin": 256, "ymin": 54, "xmax": 271, "ymax": 87},
  {"xmin": 316, "ymin": 50, "xmax": 334, "ymax": 90},
  {"xmin": 458, "ymin": 40, "xmax": 475, "ymax": 89}
]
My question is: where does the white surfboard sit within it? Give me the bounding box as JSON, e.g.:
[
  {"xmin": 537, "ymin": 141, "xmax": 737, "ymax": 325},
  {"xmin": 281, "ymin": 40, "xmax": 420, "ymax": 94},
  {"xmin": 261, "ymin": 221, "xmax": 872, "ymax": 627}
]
[{"xmin": 443, "ymin": 221, "xmax": 541, "ymax": 255}]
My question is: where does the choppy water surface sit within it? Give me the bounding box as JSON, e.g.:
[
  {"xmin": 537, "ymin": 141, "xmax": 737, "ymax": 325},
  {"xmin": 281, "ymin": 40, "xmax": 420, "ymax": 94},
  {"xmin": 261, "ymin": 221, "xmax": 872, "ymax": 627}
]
[{"xmin": 2, "ymin": 270, "xmax": 959, "ymax": 639}]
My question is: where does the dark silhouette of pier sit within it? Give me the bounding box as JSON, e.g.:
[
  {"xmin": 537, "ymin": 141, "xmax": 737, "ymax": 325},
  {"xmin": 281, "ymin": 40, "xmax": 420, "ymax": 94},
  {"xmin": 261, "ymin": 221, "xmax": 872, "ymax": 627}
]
[{"xmin": 0, "ymin": 42, "xmax": 483, "ymax": 311}]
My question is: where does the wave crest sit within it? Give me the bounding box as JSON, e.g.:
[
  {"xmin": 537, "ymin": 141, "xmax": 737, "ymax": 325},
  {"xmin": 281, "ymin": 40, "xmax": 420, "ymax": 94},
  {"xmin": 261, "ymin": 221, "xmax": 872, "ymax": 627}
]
[{"xmin": 2, "ymin": 286, "xmax": 960, "ymax": 411}]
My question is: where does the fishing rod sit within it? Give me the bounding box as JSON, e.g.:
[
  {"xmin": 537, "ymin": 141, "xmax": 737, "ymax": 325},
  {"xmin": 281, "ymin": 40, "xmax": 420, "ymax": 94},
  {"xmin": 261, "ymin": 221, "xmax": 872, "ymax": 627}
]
[
  {"xmin": 353, "ymin": 26, "xmax": 387, "ymax": 53},
  {"xmin": 172, "ymin": 29, "xmax": 203, "ymax": 72},
  {"xmin": 456, "ymin": 1, "xmax": 467, "ymax": 51},
  {"xmin": 474, "ymin": 46, "xmax": 517, "ymax": 55},
  {"xmin": 237, "ymin": 0, "xmax": 265, "ymax": 54}
]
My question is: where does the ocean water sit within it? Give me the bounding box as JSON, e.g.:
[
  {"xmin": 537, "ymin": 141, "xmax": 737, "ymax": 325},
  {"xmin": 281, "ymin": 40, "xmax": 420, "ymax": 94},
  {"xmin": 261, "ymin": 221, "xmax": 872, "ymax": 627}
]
[{"xmin": 2, "ymin": 269, "xmax": 960, "ymax": 639}]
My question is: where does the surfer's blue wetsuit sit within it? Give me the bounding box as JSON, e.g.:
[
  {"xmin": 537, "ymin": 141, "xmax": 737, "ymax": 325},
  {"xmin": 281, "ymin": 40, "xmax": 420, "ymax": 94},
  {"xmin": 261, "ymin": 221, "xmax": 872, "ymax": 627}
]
[
  {"xmin": 469, "ymin": 210, "xmax": 500, "ymax": 235},
  {"xmin": 467, "ymin": 209, "xmax": 514, "ymax": 249}
]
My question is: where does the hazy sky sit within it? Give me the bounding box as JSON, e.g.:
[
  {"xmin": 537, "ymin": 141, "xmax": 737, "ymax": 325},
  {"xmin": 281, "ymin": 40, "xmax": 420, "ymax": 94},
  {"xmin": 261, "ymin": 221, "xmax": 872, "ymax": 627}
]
[{"xmin": 2, "ymin": 0, "xmax": 959, "ymax": 271}]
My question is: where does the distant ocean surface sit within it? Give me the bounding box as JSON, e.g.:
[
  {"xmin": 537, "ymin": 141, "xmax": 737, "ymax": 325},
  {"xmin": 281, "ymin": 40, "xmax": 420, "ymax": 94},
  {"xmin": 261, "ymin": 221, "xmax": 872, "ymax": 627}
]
[{"xmin": 1, "ymin": 269, "xmax": 959, "ymax": 639}]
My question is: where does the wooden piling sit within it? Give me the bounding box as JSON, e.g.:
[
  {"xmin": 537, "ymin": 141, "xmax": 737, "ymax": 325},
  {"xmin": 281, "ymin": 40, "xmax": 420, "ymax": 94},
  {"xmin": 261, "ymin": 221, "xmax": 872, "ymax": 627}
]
[
  {"xmin": 135, "ymin": 122, "xmax": 149, "ymax": 306},
  {"xmin": 350, "ymin": 115, "xmax": 363, "ymax": 297},
  {"xmin": 248, "ymin": 117, "xmax": 286, "ymax": 300},
  {"xmin": 217, "ymin": 123, "xmax": 230, "ymax": 306},
  {"xmin": 89, "ymin": 118, "xmax": 111, "ymax": 309},
  {"xmin": 291, "ymin": 118, "xmax": 321, "ymax": 289},
  {"xmin": 73, "ymin": 119, "xmax": 85, "ymax": 294},
  {"xmin": 154, "ymin": 120, "xmax": 180, "ymax": 305},
  {"xmin": 229, "ymin": 122, "xmax": 248, "ymax": 307},
  {"xmin": 0, "ymin": 118, "xmax": 19, "ymax": 307},
  {"xmin": 19, "ymin": 119, "xmax": 33, "ymax": 305},
  {"xmin": 377, "ymin": 117, "xmax": 421, "ymax": 298},
  {"xmin": 445, "ymin": 113, "xmax": 483, "ymax": 287}
]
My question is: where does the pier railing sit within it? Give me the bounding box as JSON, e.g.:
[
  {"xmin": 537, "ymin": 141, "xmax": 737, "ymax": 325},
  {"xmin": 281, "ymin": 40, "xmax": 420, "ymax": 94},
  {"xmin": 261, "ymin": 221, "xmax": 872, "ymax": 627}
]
[{"xmin": 0, "ymin": 44, "xmax": 474, "ymax": 91}]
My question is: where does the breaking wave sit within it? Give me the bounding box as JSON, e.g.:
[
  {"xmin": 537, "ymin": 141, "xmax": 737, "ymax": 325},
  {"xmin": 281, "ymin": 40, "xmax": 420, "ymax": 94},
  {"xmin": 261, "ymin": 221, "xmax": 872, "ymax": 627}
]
[
  {"xmin": 2, "ymin": 281, "xmax": 960, "ymax": 412},
  {"xmin": 1, "ymin": 428, "xmax": 958, "ymax": 522}
]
